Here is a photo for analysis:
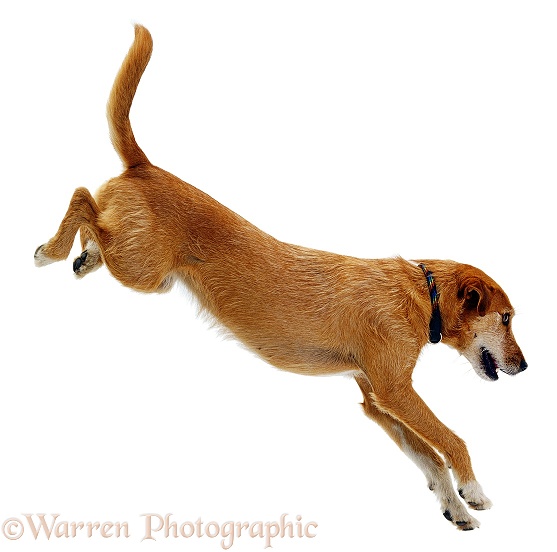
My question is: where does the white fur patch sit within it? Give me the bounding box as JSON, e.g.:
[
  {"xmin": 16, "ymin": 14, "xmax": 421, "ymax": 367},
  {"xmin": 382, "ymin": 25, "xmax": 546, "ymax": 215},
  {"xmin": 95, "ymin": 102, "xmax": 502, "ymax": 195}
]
[
  {"xmin": 459, "ymin": 480, "xmax": 493, "ymax": 510},
  {"xmin": 397, "ymin": 429, "xmax": 482, "ymax": 529},
  {"xmin": 73, "ymin": 240, "xmax": 102, "ymax": 278},
  {"xmin": 34, "ymin": 245, "xmax": 56, "ymax": 267}
]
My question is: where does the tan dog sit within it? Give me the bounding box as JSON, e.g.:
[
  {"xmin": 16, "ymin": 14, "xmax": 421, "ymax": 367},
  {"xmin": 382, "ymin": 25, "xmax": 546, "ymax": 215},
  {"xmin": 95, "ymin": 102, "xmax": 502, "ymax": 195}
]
[{"xmin": 34, "ymin": 25, "xmax": 527, "ymax": 530}]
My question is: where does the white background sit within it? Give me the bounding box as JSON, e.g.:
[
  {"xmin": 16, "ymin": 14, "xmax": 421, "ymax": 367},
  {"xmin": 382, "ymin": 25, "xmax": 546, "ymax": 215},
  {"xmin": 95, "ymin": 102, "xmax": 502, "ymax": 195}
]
[{"xmin": 1, "ymin": 1, "xmax": 555, "ymax": 550}]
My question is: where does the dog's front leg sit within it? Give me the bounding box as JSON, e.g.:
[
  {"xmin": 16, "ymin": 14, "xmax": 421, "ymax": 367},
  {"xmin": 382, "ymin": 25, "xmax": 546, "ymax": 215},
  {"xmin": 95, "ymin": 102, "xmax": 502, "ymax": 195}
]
[
  {"xmin": 355, "ymin": 375, "xmax": 482, "ymax": 530},
  {"xmin": 366, "ymin": 374, "xmax": 492, "ymax": 515}
]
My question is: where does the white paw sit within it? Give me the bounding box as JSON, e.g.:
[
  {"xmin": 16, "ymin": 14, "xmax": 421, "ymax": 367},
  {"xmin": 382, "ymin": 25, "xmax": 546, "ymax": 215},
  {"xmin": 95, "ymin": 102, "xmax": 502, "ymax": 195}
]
[
  {"xmin": 441, "ymin": 499, "xmax": 481, "ymax": 531},
  {"xmin": 458, "ymin": 480, "xmax": 493, "ymax": 511},
  {"xmin": 34, "ymin": 244, "xmax": 56, "ymax": 267},
  {"xmin": 73, "ymin": 241, "xmax": 102, "ymax": 278},
  {"xmin": 430, "ymin": 475, "xmax": 481, "ymax": 530}
]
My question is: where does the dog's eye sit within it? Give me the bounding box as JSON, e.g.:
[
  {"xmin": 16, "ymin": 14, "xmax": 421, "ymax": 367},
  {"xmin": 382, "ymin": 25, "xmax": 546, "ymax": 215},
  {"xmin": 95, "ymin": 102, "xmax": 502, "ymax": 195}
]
[{"xmin": 502, "ymin": 313, "xmax": 510, "ymax": 326}]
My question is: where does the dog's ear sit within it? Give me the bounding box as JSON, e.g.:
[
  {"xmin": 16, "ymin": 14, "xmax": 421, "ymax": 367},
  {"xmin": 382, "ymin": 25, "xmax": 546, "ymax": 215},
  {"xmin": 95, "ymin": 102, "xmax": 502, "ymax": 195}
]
[{"xmin": 458, "ymin": 276, "xmax": 493, "ymax": 316}]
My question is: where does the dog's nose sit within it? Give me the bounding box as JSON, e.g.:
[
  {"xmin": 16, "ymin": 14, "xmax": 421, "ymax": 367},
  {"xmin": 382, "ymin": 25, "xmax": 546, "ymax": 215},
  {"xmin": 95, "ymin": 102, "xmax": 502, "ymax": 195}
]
[{"xmin": 519, "ymin": 359, "xmax": 528, "ymax": 372}]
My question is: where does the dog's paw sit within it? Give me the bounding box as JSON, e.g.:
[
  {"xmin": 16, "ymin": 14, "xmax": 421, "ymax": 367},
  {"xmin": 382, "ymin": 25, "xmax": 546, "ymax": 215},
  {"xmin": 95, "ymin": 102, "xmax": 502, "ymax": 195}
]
[
  {"xmin": 34, "ymin": 244, "xmax": 56, "ymax": 267},
  {"xmin": 73, "ymin": 250, "xmax": 88, "ymax": 273},
  {"xmin": 429, "ymin": 473, "xmax": 482, "ymax": 530},
  {"xmin": 458, "ymin": 481, "xmax": 493, "ymax": 511},
  {"xmin": 441, "ymin": 498, "xmax": 481, "ymax": 531},
  {"xmin": 73, "ymin": 242, "xmax": 102, "ymax": 278}
]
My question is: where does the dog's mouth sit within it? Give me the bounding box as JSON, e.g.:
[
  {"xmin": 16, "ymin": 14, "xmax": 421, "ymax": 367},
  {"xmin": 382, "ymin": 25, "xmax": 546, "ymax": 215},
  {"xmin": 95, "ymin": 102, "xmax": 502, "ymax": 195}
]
[{"xmin": 480, "ymin": 347, "xmax": 499, "ymax": 381}]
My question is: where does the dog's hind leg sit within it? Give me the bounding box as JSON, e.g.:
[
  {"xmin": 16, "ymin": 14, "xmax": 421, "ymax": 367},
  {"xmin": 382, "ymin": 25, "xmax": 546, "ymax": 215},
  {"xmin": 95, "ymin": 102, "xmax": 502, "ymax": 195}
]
[
  {"xmin": 355, "ymin": 374, "xmax": 481, "ymax": 530},
  {"xmin": 34, "ymin": 187, "xmax": 104, "ymax": 277},
  {"xmin": 73, "ymin": 227, "xmax": 103, "ymax": 277}
]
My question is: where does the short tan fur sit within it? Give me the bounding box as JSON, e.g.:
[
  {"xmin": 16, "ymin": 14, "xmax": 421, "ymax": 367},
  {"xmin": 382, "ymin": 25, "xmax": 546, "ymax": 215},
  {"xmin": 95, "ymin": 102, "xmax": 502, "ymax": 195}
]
[{"xmin": 35, "ymin": 26, "xmax": 527, "ymax": 530}]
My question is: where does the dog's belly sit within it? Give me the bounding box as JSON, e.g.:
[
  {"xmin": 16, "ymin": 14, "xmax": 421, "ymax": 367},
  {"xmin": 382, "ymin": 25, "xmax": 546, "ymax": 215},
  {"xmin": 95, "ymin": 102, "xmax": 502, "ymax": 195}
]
[
  {"xmin": 246, "ymin": 340, "xmax": 359, "ymax": 376},
  {"xmin": 178, "ymin": 266, "xmax": 360, "ymax": 376}
]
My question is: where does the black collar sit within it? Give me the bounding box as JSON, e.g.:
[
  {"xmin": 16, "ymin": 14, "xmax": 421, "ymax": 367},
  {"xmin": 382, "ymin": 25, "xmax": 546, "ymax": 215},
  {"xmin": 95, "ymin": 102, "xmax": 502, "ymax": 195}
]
[{"xmin": 418, "ymin": 263, "xmax": 442, "ymax": 343}]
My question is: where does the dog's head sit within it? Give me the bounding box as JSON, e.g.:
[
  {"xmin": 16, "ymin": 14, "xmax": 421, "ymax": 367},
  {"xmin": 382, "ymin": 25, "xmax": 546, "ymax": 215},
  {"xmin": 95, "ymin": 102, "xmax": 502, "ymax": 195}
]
[{"xmin": 449, "ymin": 266, "xmax": 527, "ymax": 381}]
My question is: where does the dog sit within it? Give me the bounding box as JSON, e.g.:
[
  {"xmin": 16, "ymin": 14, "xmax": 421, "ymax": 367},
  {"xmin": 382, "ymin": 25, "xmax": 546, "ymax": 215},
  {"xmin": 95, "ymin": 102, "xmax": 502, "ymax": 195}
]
[{"xmin": 34, "ymin": 25, "xmax": 527, "ymax": 530}]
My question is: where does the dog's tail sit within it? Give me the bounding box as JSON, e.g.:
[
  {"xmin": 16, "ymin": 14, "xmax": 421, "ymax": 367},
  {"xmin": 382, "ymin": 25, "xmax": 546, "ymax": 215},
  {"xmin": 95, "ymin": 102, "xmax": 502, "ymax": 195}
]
[{"xmin": 107, "ymin": 24, "xmax": 152, "ymax": 168}]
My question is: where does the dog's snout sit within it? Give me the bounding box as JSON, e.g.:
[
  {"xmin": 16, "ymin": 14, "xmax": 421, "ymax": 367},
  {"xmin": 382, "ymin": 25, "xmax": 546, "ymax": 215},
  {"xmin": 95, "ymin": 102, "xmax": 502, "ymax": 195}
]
[{"xmin": 519, "ymin": 359, "xmax": 528, "ymax": 372}]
